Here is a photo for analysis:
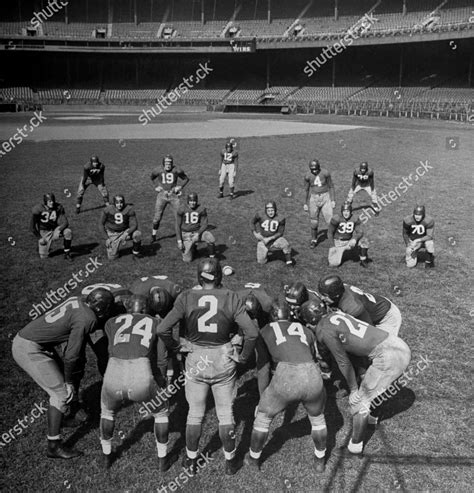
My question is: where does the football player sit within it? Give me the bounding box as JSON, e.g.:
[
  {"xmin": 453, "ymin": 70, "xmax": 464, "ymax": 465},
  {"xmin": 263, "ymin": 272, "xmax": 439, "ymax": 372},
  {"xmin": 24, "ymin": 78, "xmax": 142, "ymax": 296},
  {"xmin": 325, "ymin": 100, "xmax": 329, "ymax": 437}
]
[
  {"xmin": 100, "ymin": 295, "xmax": 178, "ymax": 470},
  {"xmin": 176, "ymin": 192, "xmax": 216, "ymax": 262},
  {"xmin": 157, "ymin": 258, "xmax": 258, "ymax": 475},
  {"xmin": 328, "ymin": 202, "xmax": 370, "ymax": 268},
  {"xmin": 300, "ymin": 300, "xmax": 411, "ymax": 455},
  {"xmin": 11, "ymin": 288, "xmax": 114, "ymax": 459},
  {"xmin": 284, "ymin": 281, "xmax": 321, "ymax": 323},
  {"xmin": 246, "ymin": 299, "xmax": 327, "ymax": 472},
  {"xmin": 304, "ymin": 159, "xmax": 335, "ymax": 248},
  {"xmin": 31, "ymin": 193, "xmax": 73, "ymax": 262},
  {"xmin": 402, "ymin": 205, "xmax": 435, "ymax": 268},
  {"xmin": 318, "ymin": 275, "xmax": 402, "ymax": 337},
  {"xmin": 99, "ymin": 194, "xmax": 142, "ymax": 260},
  {"xmin": 236, "ymin": 282, "xmax": 273, "ymax": 329},
  {"xmin": 346, "ymin": 161, "xmax": 380, "ymax": 214},
  {"xmin": 76, "ymin": 155, "xmax": 109, "ymax": 214},
  {"xmin": 150, "ymin": 155, "xmax": 190, "ymax": 243},
  {"xmin": 218, "ymin": 140, "xmax": 239, "ymax": 200},
  {"xmin": 251, "ymin": 201, "xmax": 294, "ymax": 267}
]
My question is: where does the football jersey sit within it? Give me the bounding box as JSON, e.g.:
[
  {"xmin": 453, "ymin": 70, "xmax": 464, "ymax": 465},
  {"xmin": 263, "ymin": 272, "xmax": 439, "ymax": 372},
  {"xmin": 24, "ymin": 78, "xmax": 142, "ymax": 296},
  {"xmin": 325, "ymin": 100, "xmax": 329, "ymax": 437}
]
[
  {"xmin": 31, "ymin": 203, "xmax": 67, "ymax": 231},
  {"xmin": 84, "ymin": 162, "xmax": 105, "ymax": 183},
  {"xmin": 19, "ymin": 297, "xmax": 98, "ymax": 382},
  {"xmin": 259, "ymin": 320, "xmax": 316, "ymax": 364},
  {"xmin": 252, "ymin": 212, "xmax": 286, "ymax": 238},
  {"xmin": 403, "ymin": 215, "xmax": 435, "ymax": 241},
  {"xmin": 329, "ymin": 214, "xmax": 361, "ymax": 241},
  {"xmin": 344, "ymin": 284, "xmax": 391, "ymax": 325},
  {"xmin": 352, "ymin": 168, "xmax": 374, "ymax": 187},
  {"xmin": 130, "ymin": 275, "xmax": 182, "ymax": 300},
  {"xmin": 177, "ymin": 204, "xmax": 208, "ymax": 233},
  {"xmin": 105, "ymin": 313, "xmax": 165, "ymax": 360},
  {"xmin": 158, "ymin": 287, "xmax": 254, "ymax": 346},
  {"xmin": 101, "ymin": 204, "xmax": 136, "ymax": 233},
  {"xmin": 304, "ymin": 168, "xmax": 333, "ymax": 194},
  {"xmin": 151, "ymin": 166, "xmax": 187, "ymax": 192},
  {"xmin": 336, "ymin": 288, "xmax": 373, "ymax": 325},
  {"xmin": 221, "ymin": 149, "xmax": 238, "ymax": 165}
]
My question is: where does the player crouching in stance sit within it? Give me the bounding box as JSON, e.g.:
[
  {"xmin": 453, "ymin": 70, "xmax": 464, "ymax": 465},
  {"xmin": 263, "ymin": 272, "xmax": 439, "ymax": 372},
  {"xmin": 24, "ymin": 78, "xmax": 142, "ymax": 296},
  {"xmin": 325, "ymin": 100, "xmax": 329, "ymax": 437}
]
[
  {"xmin": 100, "ymin": 294, "xmax": 179, "ymax": 471},
  {"xmin": 346, "ymin": 161, "xmax": 380, "ymax": 215},
  {"xmin": 76, "ymin": 155, "xmax": 109, "ymax": 214},
  {"xmin": 328, "ymin": 202, "xmax": 370, "ymax": 268},
  {"xmin": 403, "ymin": 205, "xmax": 435, "ymax": 269},
  {"xmin": 176, "ymin": 192, "xmax": 216, "ymax": 262},
  {"xmin": 251, "ymin": 201, "xmax": 294, "ymax": 267},
  {"xmin": 31, "ymin": 193, "xmax": 73, "ymax": 262},
  {"xmin": 100, "ymin": 194, "xmax": 142, "ymax": 260},
  {"xmin": 246, "ymin": 299, "xmax": 327, "ymax": 472},
  {"xmin": 157, "ymin": 258, "xmax": 258, "ymax": 475},
  {"xmin": 300, "ymin": 300, "xmax": 411, "ymax": 456},
  {"xmin": 12, "ymin": 288, "xmax": 114, "ymax": 459}
]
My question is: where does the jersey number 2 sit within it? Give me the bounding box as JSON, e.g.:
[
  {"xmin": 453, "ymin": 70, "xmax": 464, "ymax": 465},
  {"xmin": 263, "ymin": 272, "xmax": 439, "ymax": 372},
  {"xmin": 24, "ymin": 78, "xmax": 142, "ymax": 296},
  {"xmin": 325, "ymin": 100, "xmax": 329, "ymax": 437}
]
[{"xmin": 197, "ymin": 295, "xmax": 218, "ymax": 333}]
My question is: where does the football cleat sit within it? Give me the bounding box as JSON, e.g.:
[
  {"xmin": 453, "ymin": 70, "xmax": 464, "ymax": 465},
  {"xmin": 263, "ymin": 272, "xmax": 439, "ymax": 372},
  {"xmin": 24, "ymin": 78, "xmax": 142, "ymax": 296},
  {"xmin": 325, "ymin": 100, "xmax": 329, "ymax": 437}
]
[
  {"xmin": 244, "ymin": 453, "xmax": 260, "ymax": 471},
  {"xmin": 132, "ymin": 251, "xmax": 144, "ymax": 260},
  {"xmin": 47, "ymin": 440, "xmax": 83, "ymax": 459},
  {"xmin": 103, "ymin": 453, "xmax": 113, "ymax": 470},
  {"xmin": 229, "ymin": 193, "xmax": 235, "ymax": 201},
  {"xmin": 314, "ymin": 456, "xmax": 326, "ymax": 473},
  {"xmin": 151, "ymin": 234, "xmax": 157, "ymax": 243},
  {"xmin": 310, "ymin": 239, "xmax": 318, "ymax": 249},
  {"xmin": 75, "ymin": 206, "xmax": 81, "ymax": 214},
  {"xmin": 225, "ymin": 457, "xmax": 239, "ymax": 476},
  {"xmin": 64, "ymin": 252, "xmax": 73, "ymax": 263},
  {"xmin": 182, "ymin": 455, "xmax": 198, "ymax": 475},
  {"xmin": 360, "ymin": 259, "xmax": 369, "ymax": 268},
  {"xmin": 425, "ymin": 261, "xmax": 435, "ymax": 269},
  {"xmin": 218, "ymin": 191, "xmax": 224, "ymax": 199}
]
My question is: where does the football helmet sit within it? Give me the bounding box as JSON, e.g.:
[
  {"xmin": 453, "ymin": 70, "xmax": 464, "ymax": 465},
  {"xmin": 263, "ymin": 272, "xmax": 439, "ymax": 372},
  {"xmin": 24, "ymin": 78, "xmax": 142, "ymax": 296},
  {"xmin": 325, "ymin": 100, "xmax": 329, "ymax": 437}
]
[
  {"xmin": 197, "ymin": 257, "xmax": 222, "ymax": 287},
  {"xmin": 113, "ymin": 288, "xmax": 132, "ymax": 310},
  {"xmin": 341, "ymin": 202, "xmax": 352, "ymax": 219},
  {"xmin": 309, "ymin": 159, "xmax": 321, "ymax": 174},
  {"xmin": 90, "ymin": 155, "xmax": 100, "ymax": 167},
  {"xmin": 300, "ymin": 299, "xmax": 327, "ymax": 326},
  {"xmin": 269, "ymin": 298, "xmax": 291, "ymax": 322},
  {"xmin": 225, "ymin": 142, "xmax": 233, "ymax": 152},
  {"xmin": 318, "ymin": 275, "xmax": 344, "ymax": 304},
  {"xmin": 244, "ymin": 293, "xmax": 262, "ymax": 320},
  {"xmin": 113, "ymin": 194, "xmax": 125, "ymax": 211},
  {"xmin": 359, "ymin": 161, "xmax": 369, "ymax": 174},
  {"xmin": 265, "ymin": 201, "xmax": 277, "ymax": 218},
  {"xmin": 285, "ymin": 282, "xmax": 309, "ymax": 307},
  {"xmin": 163, "ymin": 155, "xmax": 174, "ymax": 170},
  {"xmin": 413, "ymin": 205, "xmax": 425, "ymax": 222},
  {"xmin": 43, "ymin": 193, "xmax": 56, "ymax": 208},
  {"xmin": 148, "ymin": 287, "xmax": 173, "ymax": 317},
  {"xmin": 86, "ymin": 288, "xmax": 114, "ymax": 319},
  {"xmin": 126, "ymin": 294, "xmax": 149, "ymax": 314},
  {"xmin": 187, "ymin": 192, "xmax": 198, "ymax": 209}
]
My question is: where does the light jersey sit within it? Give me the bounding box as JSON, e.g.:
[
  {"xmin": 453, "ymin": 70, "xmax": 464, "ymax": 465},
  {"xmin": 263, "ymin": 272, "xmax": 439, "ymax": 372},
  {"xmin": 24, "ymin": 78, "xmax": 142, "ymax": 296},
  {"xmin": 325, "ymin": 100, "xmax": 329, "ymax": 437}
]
[
  {"xmin": 130, "ymin": 275, "xmax": 182, "ymax": 300},
  {"xmin": 177, "ymin": 204, "xmax": 207, "ymax": 233},
  {"xmin": 102, "ymin": 204, "xmax": 136, "ymax": 233},
  {"xmin": 221, "ymin": 149, "xmax": 238, "ymax": 165},
  {"xmin": 353, "ymin": 168, "xmax": 374, "ymax": 187},
  {"xmin": 403, "ymin": 215, "xmax": 435, "ymax": 241},
  {"xmin": 304, "ymin": 169, "xmax": 332, "ymax": 194},
  {"xmin": 236, "ymin": 283, "xmax": 273, "ymax": 314},
  {"xmin": 259, "ymin": 320, "xmax": 316, "ymax": 364},
  {"xmin": 84, "ymin": 162, "xmax": 105, "ymax": 182},
  {"xmin": 252, "ymin": 212, "xmax": 286, "ymax": 238},
  {"xmin": 151, "ymin": 167, "xmax": 186, "ymax": 192},
  {"xmin": 158, "ymin": 286, "xmax": 251, "ymax": 346},
  {"xmin": 32, "ymin": 203, "xmax": 66, "ymax": 231},
  {"xmin": 330, "ymin": 214, "xmax": 361, "ymax": 241},
  {"xmin": 105, "ymin": 313, "xmax": 164, "ymax": 360}
]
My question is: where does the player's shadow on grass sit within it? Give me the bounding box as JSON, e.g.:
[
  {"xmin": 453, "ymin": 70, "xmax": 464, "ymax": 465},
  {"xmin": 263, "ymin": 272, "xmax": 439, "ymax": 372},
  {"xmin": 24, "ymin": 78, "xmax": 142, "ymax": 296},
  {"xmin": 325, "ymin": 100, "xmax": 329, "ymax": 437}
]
[
  {"xmin": 234, "ymin": 190, "xmax": 254, "ymax": 199},
  {"xmin": 317, "ymin": 229, "xmax": 328, "ymax": 245},
  {"xmin": 49, "ymin": 242, "xmax": 100, "ymax": 258},
  {"xmin": 79, "ymin": 204, "xmax": 107, "ymax": 214},
  {"xmin": 352, "ymin": 204, "xmax": 377, "ymax": 214}
]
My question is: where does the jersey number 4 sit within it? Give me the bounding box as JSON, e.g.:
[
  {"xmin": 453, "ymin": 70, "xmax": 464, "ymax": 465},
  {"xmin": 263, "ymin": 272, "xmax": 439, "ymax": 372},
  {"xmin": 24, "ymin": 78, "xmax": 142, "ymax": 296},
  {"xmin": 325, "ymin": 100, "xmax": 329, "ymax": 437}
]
[
  {"xmin": 270, "ymin": 321, "xmax": 308, "ymax": 346},
  {"xmin": 113, "ymin": 314, "xmax": 153, "ymax": 347}
]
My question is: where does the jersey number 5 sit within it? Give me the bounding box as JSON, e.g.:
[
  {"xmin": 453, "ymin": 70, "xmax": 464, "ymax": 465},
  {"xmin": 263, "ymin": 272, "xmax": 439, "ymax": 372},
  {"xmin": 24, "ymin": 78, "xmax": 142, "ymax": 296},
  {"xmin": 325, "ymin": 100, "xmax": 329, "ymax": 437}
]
[{"xmin": 45, "ymin": 298, "xmax": 79, "ymax": 323}]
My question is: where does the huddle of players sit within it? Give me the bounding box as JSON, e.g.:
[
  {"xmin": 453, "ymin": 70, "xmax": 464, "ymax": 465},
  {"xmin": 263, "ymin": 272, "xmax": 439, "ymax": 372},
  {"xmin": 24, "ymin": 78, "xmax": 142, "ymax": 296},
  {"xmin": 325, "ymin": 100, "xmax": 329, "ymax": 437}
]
[{"xmin": 12, "ymin": 256, "xmax": 411, "ymax": 477}]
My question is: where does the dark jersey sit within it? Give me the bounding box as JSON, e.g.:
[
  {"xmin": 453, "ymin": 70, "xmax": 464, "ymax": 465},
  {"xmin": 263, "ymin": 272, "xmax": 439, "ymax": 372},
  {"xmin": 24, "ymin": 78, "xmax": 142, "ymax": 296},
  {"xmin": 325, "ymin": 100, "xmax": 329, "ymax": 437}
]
[
  {"xmin": 105, "ymin": 313, "xmax": 165, "ymax": 362},
  {"xmin": 403, "ymin": 215, "xmax": 435, "ymax": 241},
  {"xmin": 252, "ymin": 212, "xmax": 286, "ymax": 238},
  {"xmin": 259, "ymin": 320, "xmax": 316, "ymax": 365},
  {"xmin": 101, "ymin": 204, "xmax": 136, "ymax": 233},
  {"xmin": 130, "ymin": 275, "xmax": 182, "ymax": 300},
  {"xmin": 19, "ymin": 297, "xmax": 98, "ymax": 382},
  {"xmin": 177, "ymin": 204, "xmax": 208, "ymax": 233},
  {"xmin": 352, "ymin": 168, "xmax": 374, "ymax": 188},
  {"xmin": 315, "ymin": 312, "xmax": 388, "ymax": 390},
  {"xmin": 83, "ymin": 162, "xmax": 105, "ymax": 184},
  {"xmin": 31, "ymin": 203, "xmax": 68, "ymax": 232},
  {"xmin": 304, "ymin": 168, "xmax": 334, "ymax": 195},
  {"xmin": 220, "ymin": 149, "xmax": 238, "ymax": 165},
  {"xmin": 336, "ymin": 288, "xmax": 373, "ymax": 325},
  {"xmin": 151, "ymin": 166, "xmax": 187, "ymax": 192},
  {"xmin": 329, "ymin": 214, "xmax": 362, "ymax": 241},
  {"xmin": 345, "ymin": 284, "xmax": 391, "ymax": 325}
]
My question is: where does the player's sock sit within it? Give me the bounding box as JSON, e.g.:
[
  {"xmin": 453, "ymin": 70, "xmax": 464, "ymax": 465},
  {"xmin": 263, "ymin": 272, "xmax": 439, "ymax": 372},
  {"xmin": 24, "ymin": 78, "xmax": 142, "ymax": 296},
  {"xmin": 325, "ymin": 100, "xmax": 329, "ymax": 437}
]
[
  {"xmin": 347, "ymin": 439, "xmax": 363, "ymax": 454},
  {"xmin": 63, "ymin": 239, "xmax": 72, "ymax": 252},
  {"xmin": 155, "ymin": 440, "xmax": 168, "ymax": 459},
  {"xmin": 229, "ymin": 187, "xmax": 234, "ymax": 199},
  {"xmin": 100, "ymin": 438, "xmax": 112, "ymax": 455},
  {"xmin": 186, "ymin": 448, "xmax": 198, "ymax": 460},
  {"xmin": 219, "ymin": 424, "xmax": 236, "ymax": 457},
  {"xmin": 314, "ymin": 447, "xmax": 326, "ymax": 459},
  {"xmin": 249, "ymin": 449, "xmax": 262, "ymax": 459}
]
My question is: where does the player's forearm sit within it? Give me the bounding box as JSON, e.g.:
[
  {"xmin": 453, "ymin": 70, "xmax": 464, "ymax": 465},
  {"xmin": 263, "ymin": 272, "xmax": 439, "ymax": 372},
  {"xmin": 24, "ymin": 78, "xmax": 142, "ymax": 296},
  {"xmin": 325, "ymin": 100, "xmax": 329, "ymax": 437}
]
[{"xmin": 181, "ymin": 177, "xmax": 190, "ymax": 188}]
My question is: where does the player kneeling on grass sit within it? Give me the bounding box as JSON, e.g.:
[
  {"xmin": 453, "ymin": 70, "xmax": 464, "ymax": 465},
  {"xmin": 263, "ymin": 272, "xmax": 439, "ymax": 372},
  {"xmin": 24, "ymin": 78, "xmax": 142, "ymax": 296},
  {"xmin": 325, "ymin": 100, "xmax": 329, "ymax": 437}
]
[
  {"xmin": 176, "ymin": 192, "xmax": 216, "ymax": 262},
  {"xmin": 403, "ymin": 205, "xmax": 435, "ymax": 269},
  {"xmin": 31, "ymin": 193, "xmax": 73, "ymax": 262},
  {"xmin": 12, "ymin": 289, "xmax": 114, "ymax": 459},
  {"xmin": 251, "ymin": 201, "xmax": 294, "ymax": 267},
  {"xmin": 100, "ymin": 194, "xmax": 142, "ymax": 260},
  {"xmin": 328, "ymin": 202, "xmax": 370, "ymax": 268},
  {"xmin": 300, "ymin": 300, "xmax": 411, "ymax": 456},
  {"xmin": 246, "ymin": 299, "xmax": 327, "ymax": 472},
  {"xmin": 100, "ymin": 294, "xmax": 179, "ymax": 471}
]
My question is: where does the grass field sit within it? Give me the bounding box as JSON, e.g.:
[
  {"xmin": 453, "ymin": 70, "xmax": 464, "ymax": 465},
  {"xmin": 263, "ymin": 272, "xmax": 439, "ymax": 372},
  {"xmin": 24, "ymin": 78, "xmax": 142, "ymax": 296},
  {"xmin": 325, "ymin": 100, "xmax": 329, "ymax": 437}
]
[{"xmin": 0, "ymin": 112, "xmax": 473, "ymax": 492}]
